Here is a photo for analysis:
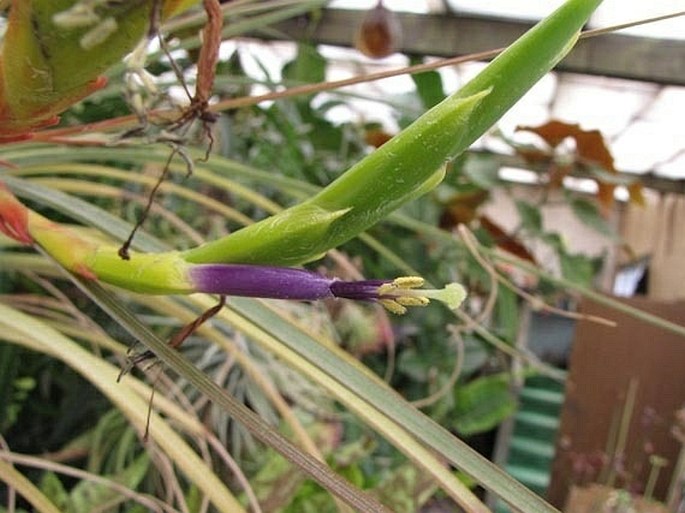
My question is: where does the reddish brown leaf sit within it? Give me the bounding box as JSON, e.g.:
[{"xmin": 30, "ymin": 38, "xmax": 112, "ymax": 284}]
[
  {"xmin": 596, "ymin": 182, "xmax": 616, "ymax": 212},
  {"xmin": 479, "ymin": 215, "xmax": 536, "ymax": 264},
  {"xmin": 439, "ymin": 190, "xmax": 489, "ymax": 229},
  {"xmin": 364, "ymin": 128, "xmax": 394, "ymax": 148},
  {"xmin": 516, "ymin": 120, "xmax": 576, "ymax": 148},
  {"xmin": 515, "ymin": 146, "xmax": 551, "ymax": 164},
  {"xmin": 573, "ymin": 129, "xmax": 615, "ymax": 172},
  {"xmin": 518, "ymin": 120, "xmax": 616, "ymax": 172},
  {"xmin": 518, "ymin": 119, "xmax": 632, "ymax": 212}
]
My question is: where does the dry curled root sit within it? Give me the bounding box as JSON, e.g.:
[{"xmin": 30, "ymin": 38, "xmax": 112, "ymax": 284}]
[{"xmin": 118, "ymin": 0, "xmax": 223, "ymax": 260}]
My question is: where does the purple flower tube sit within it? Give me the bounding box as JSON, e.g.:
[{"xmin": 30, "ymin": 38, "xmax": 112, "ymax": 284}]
[
  {"xmin": 189, "ymin": 264, "xmax": 467, "ymax": 315},
  {"xmin": 190, "ymin": 264, "xmax": 340, "ymax": 300}
]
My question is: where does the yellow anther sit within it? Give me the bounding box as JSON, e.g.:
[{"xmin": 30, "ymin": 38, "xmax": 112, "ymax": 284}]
[
  {"xmin": 393, "ymin": 276, "xmax": 425, "ymax": 289},
  {"xmin": 379, "ymin": 299, "xmax": 407, "ymax": 315},
  {"xmin": 396, "ymin": 296, "xmax": 430, "ymax": 307},
  {"xmin": 377, "ymin": 283, "xmax": 395, "ymax": 295},
  {"xmin": 377, "ymin": 277, "xmax": 466, "ymax": 314}
]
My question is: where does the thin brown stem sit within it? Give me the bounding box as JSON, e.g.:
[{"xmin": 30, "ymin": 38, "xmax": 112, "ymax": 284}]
[
  {"xmin": 30, "ymin": 10, "xmax": 684, "ymax": 146},
  {"xmin": 118, "ymin": 147, "xmax": 178, "ymax": 259},
  {"xmin": 458, "ymin": 225, "xmax": 617, "ymax": 327},
  {"xmin": 411, "ymin": 330, "xmax": 465, "ymax": 409}
]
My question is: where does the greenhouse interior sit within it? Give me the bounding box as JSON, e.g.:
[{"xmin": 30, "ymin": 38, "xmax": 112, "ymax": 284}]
[{"xmin": 0, "ymin": 1, "xmax": 683, "ymax": 512}]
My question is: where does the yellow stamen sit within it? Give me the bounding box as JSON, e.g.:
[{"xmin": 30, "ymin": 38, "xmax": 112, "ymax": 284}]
[
  {"xmin": 376, "ymin": 276, "xmax": 467, "ymax": 315},
  {"xmin": 396, "ymin": 296, "xmax": 430, "ymax": 307},
  {"xmin": 392, "ymin": 276, "xmax": 425, "ymax": 288},
  {"xmin": 379, "ymin": 299, "xmax": 407, "ymax": 315}
]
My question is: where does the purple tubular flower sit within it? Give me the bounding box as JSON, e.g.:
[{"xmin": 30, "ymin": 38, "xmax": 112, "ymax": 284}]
[
  {"xmin": 189, "ymin": 264, "xmax": 467, "ymax": 315},
  {"xmin": 190, "ymin": 264, "xmax": 339, "ymax": 300}
]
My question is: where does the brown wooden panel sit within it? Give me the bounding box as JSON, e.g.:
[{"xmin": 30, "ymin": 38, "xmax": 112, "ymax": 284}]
[{"xmin": 548, "ymin": 297, "xmax": 685, "ymax": 507}]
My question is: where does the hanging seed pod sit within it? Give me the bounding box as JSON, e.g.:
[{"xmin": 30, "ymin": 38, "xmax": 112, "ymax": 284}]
[{"xmin": 355, "ymin": 0, "xmax": 402, "ymax": 59}]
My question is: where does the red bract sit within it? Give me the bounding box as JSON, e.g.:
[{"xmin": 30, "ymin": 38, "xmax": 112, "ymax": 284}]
[{"xmin": 0, "ymin": 182, "xmax": 32, "ymax": 244}]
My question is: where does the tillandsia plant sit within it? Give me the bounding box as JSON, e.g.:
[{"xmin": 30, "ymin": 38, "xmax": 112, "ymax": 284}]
[
  {"xmin": 0, "ymin": 0, "xmax": 608, "ymax": 512},
  {"xmin": 0, "ymin": 0, "xmax": 600, "ymax": 307}
]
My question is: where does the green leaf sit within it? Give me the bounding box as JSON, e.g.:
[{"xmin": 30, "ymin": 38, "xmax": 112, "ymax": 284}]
[
  {"xmin": 541, "ymin": 231, "xmax": 566, "ymax": 252},
  {"xmin": 185, "ymin": 484, "xmax": 202, "ymax": 513},
  {"xmin": 570, "ymin": 197, "xmax": 617, "ymax": 238},
  {"xmin": 463, "ymin": 153, "xmax": 502, "ymax": 189},
  {"xmin": 452, "ymin": 374, "xmax": 517, "ymax": 436},
  {"xmin": 184, "ymin": 90, "xmax": 487, "ymax": 265},
  {"xmin": 39, "ymin": 472, "xmax": 70, "ymax": 512},
  {"xmin": 374, "ymin": 464, "xmax": 439, "ymax": 513},
  {"xmin": 282, "ymin": 44, "xmax": 327, "ymax": 86},
  {"xmin": 560, "ymin": 251, "xmax": 596, "ymax": 287},
  {"xmin": 516, "ymin": 200, "xmax": 543, "ymax": 235},
  {"xmin": 68, "ymin": 454, "xmax": 149, "ymax": 513},
  {"xmin": 496, "ymin": 287, "xmax": 520, "ymax": 343},
  {"xmin": 410, "ymin": 56, "xmax": 446, "ymax": 109},
  {"xmin": 397, "ymin": 348, "xmax": 432, "ymax": 383}
]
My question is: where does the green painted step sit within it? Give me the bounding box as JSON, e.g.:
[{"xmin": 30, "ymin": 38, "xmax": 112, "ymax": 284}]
[
  {"xmin": 509, "ymin": 437, "xmax": 556, "ymax": 459},
  {"xmin": 506, "ymin": 464, "xmax": 551, "ymax": 494},
  {"xmin": 519, "ymin": 387, "xmax": 565, "ymax": 406},
  {"xmin": 494, "ymin": 375, "xmax": 565, "ymax": 513},
  {"xmin": 514, "ymin": 411, "xmax": 561, "ymax": 440}
]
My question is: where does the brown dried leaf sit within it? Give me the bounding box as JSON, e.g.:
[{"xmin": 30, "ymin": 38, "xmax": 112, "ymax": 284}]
[
  {"xmin": 573, "ymin": 128, "xmax": 615, "ymax": 172},
  {"xmin": 597, "ymin": 182, "xmax": 616, "ymax": 211},
  {"xmin": 439, "ymin": 190, "xmax": 489, "ymax": 229},
  {"xmin": 516, "ymin": 146, "xmax": 551, "ymax": 164},
  {"xmin": 479, "ymin": 215, "xmax": 536, "ymax": 264},
  {"xmin": 517, "ymin": 120, "xmax": 615, "ymax": 171},
  {"xmin": 517, "ymin": 120, "xmax": 576, "ymax": 148},
  {"xmin": 364, "ymin": 128, "xmax": 394, "ymax": 148}
]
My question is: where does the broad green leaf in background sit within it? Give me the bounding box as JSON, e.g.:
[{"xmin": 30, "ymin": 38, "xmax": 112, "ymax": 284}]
[
  {"xmin": 462, "ymin": 153, "xmax": 502, "ymax": 190},
  {"xmin": 570, "ymin": 197, "xmax": 618, "ymax": 238},
  {"xmin": 410, "ymin": 56, "xmax": 446, "ymax": 110},
  {"xmin": 496, "ymin": 286, "xmax": 520, "ymax": 344},
  {"xmin": 451, "ymin": 373, "xmax": 517, "ymax": 437},
  {"xmin": 541, "ymin": 231, "xmax": 566, "ymax": 253},
  {"xmin": 516, "ymin": 200, "xmax": 544, "ymax": 236},
  {"xmin": 283, "ymin": 44, "xmax": 328, "ymax": 87},
  {"xmin": 560, "ymin": 251, "xmax": 600, "ymax": 288}
]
